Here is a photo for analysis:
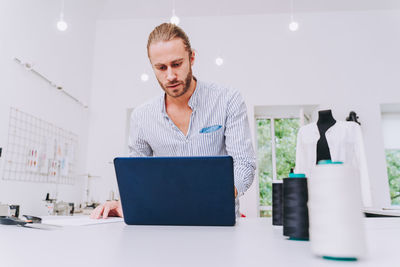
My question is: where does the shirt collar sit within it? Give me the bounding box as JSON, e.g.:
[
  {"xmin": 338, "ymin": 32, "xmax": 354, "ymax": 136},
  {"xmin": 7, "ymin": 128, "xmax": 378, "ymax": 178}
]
[
  {"xmin": 188, "ymin": 76, "xmax": 200, "ymax": 110},
  {"xmin": 160, "ymin": 76, "xmax": 201, "ymax": 116}
]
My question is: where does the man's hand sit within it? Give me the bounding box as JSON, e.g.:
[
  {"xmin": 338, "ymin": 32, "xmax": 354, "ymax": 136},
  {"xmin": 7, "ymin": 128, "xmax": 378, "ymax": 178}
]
[
  {"xmin": 90, "ymin": 200, "xmax": 123, "ymax": 219},
  {"xmin": 235, "ymin": 187, "xmax": 238, "ymax": 198}
]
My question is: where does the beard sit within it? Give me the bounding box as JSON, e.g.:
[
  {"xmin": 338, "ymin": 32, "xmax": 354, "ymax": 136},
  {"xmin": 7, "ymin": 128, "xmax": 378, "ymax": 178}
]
[{"xmin": 158, "ymin": 67, "xmax": 193, "ymax": 98}]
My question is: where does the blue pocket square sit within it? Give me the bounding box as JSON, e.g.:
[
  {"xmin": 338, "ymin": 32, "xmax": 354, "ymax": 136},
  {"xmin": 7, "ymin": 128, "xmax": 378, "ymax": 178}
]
[{"xmin": 200, "ymin": 125, "xmax": 222, "ymax": 133}]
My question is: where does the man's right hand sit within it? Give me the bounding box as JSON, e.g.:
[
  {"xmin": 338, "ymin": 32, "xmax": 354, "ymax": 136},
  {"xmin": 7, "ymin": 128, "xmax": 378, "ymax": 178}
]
[{"xmin": 90, "ymin": 200, "xmax": 123, "ymax": 219}]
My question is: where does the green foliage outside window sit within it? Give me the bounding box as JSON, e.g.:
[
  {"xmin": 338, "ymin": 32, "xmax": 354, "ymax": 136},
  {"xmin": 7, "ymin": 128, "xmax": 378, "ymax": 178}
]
[
  {"xmin": 386, "ymin": 149, "xmax": 400, "ymax": 205},
  {"xmin": 274, "ymin": 118, "xmax": 300, "ymax": 180},
  {"xmin": 257, "ymin": 119, "xmax": 273, "ymax": 207},
  {"xmin": 257, "ymin": 118, "xmax": 299, "ymax": 210}
]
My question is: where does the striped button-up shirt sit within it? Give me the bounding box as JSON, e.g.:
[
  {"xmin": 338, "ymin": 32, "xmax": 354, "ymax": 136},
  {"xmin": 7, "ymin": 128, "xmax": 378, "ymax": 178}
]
[{"xmin": 128, "ymin": 79, "xmax": 256, "ymax": 215}]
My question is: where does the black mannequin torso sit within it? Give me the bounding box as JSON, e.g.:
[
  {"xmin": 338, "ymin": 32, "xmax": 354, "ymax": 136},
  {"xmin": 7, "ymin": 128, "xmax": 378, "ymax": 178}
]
[{"xmin": 316, "ymin": 110, "xmax": 336, "ymax": 163}]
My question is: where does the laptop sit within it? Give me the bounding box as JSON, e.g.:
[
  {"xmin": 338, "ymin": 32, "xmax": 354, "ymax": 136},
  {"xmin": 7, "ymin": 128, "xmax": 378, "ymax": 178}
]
[{"xmin": 113, "ymin": 156, "xmax": 236, "ymax": 226}]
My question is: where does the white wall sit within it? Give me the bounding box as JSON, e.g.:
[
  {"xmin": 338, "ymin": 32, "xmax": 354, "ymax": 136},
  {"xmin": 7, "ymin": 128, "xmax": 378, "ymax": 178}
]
[
  {"xmin": 88, "ymin": 9, "xmax": 400, "ymax": 216},
  {"xmin": 0, "ymin": 0, "xmax": 97, "ymax": 215}
]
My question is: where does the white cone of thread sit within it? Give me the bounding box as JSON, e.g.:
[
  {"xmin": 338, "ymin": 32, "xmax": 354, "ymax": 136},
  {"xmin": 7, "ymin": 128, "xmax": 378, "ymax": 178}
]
[{"xmin": 308, "ymin": 163, "xmax": 366, "ymax": 259}]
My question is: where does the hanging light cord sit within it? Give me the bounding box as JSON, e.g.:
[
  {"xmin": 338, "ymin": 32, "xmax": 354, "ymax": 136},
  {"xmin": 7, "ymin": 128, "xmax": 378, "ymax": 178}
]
[
  {"xmin": 290, "ymin": 0, "xmax": 295, "ymax": 22},
  {"xmin": 60, "ymin": 0, "xmax": 65, "ymax": 19}
]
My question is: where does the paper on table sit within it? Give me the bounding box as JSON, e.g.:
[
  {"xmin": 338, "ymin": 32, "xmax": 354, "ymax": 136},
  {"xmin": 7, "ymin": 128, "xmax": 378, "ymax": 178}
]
[{"xmin": 41, "ymin": 216, "xmax": 124, "ymax": 226}]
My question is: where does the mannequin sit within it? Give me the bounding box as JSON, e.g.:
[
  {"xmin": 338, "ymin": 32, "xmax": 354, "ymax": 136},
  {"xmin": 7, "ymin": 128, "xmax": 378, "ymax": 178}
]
[
  {"xmin": 346, "ymin": 111, "xmax": 361, "ymax": 125},
  {"xmin": 316, "ymin": 110, "xmax": 336, "ymax": 163},
  {"xmin": 295, "ymin": 109, "xmax": 372, "ymax": 206}
]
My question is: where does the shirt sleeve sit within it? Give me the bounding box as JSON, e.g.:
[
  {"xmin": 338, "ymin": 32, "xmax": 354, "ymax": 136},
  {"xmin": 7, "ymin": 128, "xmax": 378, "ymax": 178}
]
[
  {"xmin": 128, "ymin": 109, "xmax": 153, "ymax": 157},
  {"xmin": 224, "ymin": 89, "xmax": 256, "ymax": 197}
]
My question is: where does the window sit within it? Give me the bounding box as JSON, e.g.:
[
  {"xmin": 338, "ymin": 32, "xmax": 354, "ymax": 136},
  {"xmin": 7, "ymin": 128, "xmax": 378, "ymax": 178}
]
[
  {"xmin": 254, "ymin": 105, "xmax": 316, "ymax": 217},
  {"xmin": 257, "ymin": 117, "xmax": 300, "ymax": 217},
  {"xmin": 386, "ymin": 150, "xmax": 400, "ymax": 205},
  {"xmin": 381, "ymin": 110, "xmax": 400, "ymax": 205}
]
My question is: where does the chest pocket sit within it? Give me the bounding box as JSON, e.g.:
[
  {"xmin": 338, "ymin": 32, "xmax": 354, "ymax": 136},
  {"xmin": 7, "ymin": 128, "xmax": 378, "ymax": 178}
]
[
  {"xmin": 200, "ymin": 125, "xmax": 222, "ymax": 133},
  {"xmin": 196, "ymin": 125, "xmax": 225, "ymax": 155}
]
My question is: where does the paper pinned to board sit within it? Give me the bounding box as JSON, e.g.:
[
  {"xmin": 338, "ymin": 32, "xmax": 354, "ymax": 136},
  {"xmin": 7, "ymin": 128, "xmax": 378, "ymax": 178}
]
[{"xmin": 41, "ymin": 216, "xmax": 124, "ymax": 226}]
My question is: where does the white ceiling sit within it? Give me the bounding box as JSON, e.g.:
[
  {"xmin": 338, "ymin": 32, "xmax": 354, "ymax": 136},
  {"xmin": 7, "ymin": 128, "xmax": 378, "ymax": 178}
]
[{"xmin": 96, "ymin": 0, "xmax": 400, "ymax": 20}]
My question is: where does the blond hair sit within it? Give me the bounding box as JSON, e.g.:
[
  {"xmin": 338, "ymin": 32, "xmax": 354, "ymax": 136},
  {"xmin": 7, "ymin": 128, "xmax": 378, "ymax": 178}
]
[{"xmin": 147, "ymin": 23, "xmax": 192, "ymax": 58}]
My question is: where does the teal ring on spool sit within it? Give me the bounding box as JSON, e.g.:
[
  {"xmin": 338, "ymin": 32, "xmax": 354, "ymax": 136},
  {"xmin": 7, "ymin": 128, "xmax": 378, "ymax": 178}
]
[
  {"xmin": 317, "ymin": 160, "xmax": 343, "ymax": 165},
  {"xmin": 288, "ymin": 173, "xmax": 306, "ymax": 178},
  {"xmin": 322, "ymin": 256, "xmax": 357, "ymax": 261}
]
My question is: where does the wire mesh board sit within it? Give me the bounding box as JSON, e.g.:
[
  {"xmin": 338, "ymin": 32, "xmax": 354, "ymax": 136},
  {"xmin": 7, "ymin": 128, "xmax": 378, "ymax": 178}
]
[{"xmin": 2, "ymin": 107, "xmax": 78, "ymax": 184}]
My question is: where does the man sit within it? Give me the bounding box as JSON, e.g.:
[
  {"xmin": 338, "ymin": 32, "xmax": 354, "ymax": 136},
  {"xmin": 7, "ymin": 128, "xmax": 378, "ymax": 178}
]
[{"xmin": 91, "ymin": 23, "xmax": 255, "ymax": 219}]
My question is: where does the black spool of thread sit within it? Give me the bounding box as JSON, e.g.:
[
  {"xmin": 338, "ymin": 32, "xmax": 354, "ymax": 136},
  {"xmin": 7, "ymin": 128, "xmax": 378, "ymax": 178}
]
[
  {"xmin": 283, "ymin": 175, "xmax": 309, "ymax": 240},
  {"xmin": 272, "ymin": 181, "xmax": 283, "ymax": 225}
]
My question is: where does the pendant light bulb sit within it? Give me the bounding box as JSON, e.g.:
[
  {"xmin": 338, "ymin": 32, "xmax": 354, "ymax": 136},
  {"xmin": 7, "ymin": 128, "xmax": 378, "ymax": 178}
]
[
  {"xmin": 170, "ymin": 9, "xmax": 180, "ymax": 25},
  {"xmin": 289, "ymin": 21, "xmax": 299, "ymax": 32},
  {"xmin": 57, "ymin": 18, "xmax": 68, "ymax": 31},
  {"xmin": 215, "ymin": 57, "xmax": 224, "ymax": 66},
  {"xmin": 289, "ymin": 0, "xmax": 299, "ymax": 32},
  {"xmin": 57, "ymin": 0, "xmax": 68, "ymax": 32},
  {"xmin": 141, "ymin": 73, "xmax": 149, "ymax": 82}
]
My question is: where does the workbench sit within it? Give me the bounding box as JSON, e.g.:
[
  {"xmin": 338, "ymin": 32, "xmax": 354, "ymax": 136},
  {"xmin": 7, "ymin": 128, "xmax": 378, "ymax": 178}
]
[{"xmin": 1, "ymin": 217, "xmax": 399, "ymax": 267}]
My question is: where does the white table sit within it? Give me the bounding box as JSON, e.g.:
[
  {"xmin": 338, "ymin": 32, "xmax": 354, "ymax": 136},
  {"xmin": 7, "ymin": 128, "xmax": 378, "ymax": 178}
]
[{"xmin": 0, "ymin": 217, "xmax": 399, "ymax": 267}]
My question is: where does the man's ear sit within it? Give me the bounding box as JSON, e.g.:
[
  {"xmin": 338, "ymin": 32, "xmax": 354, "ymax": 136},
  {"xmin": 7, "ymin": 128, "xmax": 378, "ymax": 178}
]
[{"xmin": 190, "ymin": 50, "xmax": 196, "ymax": 66}]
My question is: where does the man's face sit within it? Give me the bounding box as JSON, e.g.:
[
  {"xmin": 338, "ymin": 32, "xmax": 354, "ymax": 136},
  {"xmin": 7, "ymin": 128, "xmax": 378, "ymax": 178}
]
[{"xmin": 148, "ymin": 38, "xmax": 194, "ymax": 98}]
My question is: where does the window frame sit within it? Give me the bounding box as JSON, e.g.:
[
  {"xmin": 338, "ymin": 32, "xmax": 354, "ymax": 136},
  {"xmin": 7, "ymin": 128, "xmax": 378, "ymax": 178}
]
[
  {"xmin": 255, "ymin": 108, "xmax": 312, "ymax": 217},
  {"xmin": 381, "ymin": 111, "xmax": 400, "ymax": 206}
]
